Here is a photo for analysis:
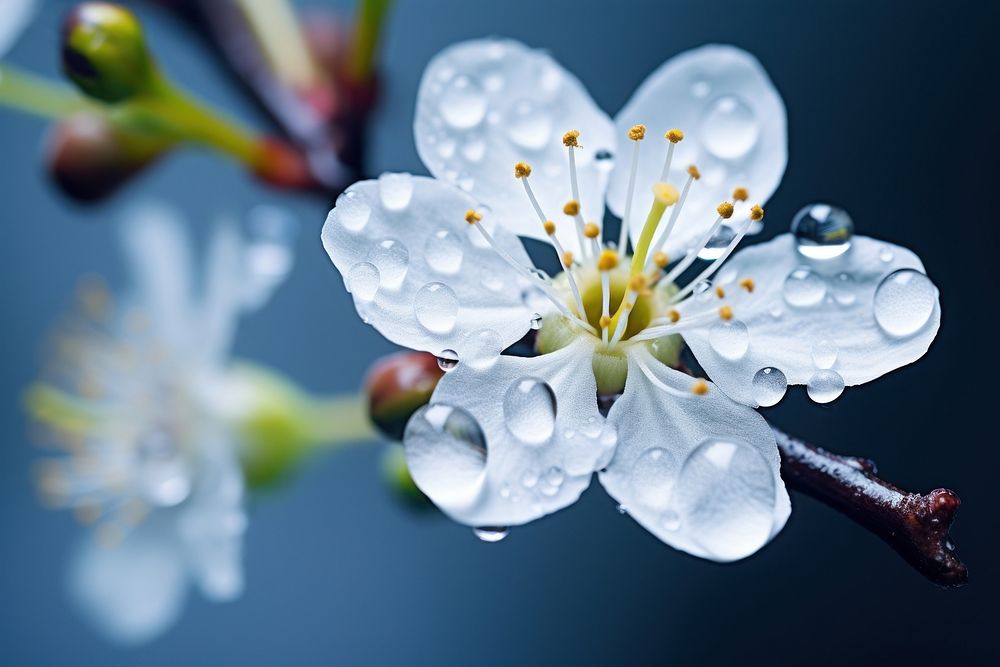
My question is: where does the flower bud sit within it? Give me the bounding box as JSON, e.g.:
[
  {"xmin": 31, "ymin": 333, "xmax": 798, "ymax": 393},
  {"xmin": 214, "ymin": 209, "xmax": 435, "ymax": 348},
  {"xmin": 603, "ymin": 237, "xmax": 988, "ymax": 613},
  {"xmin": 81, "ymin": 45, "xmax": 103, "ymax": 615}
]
[
  {"xmin": 365, "ymin": 351, "xmax": 443, "ymax": 441},
  {"xmin": 61, "ymin": 3, "xmax": 154, "ymax": 103},
  {"xmin": 380, "ymin": 444, "xmax": 433, "ymax": 510}
]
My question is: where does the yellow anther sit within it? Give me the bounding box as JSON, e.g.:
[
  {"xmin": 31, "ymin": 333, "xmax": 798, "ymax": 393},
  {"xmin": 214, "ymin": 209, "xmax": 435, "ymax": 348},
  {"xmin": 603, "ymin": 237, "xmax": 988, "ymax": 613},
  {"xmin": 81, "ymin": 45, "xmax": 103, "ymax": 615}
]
[
  {"xmin": 719, "ymin": 305, "xmax": 734, "ymax": 321},
  {"xmin": 732, "ymin": 187, "xmax": 749, "ymax": 202},
  {"xmin": 583, "ymin": 222, "xmax": 600, "ymax": 239},
  {"xmin": 464, "ymin": 209, "xmax": 482, "ymax": 224},
  {"xmin": 750, "ymin": 204, "xmax": 764, "ymax": 221},
  {"xmin": 691, "ymin": 379, "xmax": 710, "ymax": 395},
  {"xmin": 514, "ymin": 162, "xmax": 532, "ymax": 178},
  {"xmin": 628, "ymin": 124, "xmax": 647, "ymax": 141},
  {"xmin": 717, "ymin": 201, "xmax": 734, "ymax": 219},
  {"xmin": 628, "ymin": 274, "xmax": 648, "ymax": 292},
  {"xmin": 665, "ymin": 128, "xmax": 684, "ymax": 143},
  {"xmin": 667, "ymin": 308, "xmax": 681, "ymax": 323},
  {"xmin": 562, "ymin": 251, "xmax": 574, "ymax": 267},
  {"xmin": 563, "ymin": 200, "xmax": 581, "ymax": 216},
  {"xmin": 599, "ymin": 315, "xmax": 612, "ymax": 329},
  {"xmin": 653, "ymin": 182, "xmax": 679, "ymax": 206},
  {"xmin": 597, "ymin": 249, "xmax": 619, "ymax": 271},
  {"xmin": 562, "ymin": 130, "xmax": 580, "ymax": 147},
  {"xmin": 715, "ymin": 286, "xmax": 726, "ymax": 299},
  {"xmin": 653, "ymin": 251, "xmax": 669, "ymax": 269},
  {"xmin": 543, "ymin": 220, "xmax": 557, "ymax": 236},
  {"xmin": 739, "ymin": 277, "xmax": 755, "ymax": 293},
  {"xmin": 687, "ymin": 164, "xmax": 701, "ymax": 180}
]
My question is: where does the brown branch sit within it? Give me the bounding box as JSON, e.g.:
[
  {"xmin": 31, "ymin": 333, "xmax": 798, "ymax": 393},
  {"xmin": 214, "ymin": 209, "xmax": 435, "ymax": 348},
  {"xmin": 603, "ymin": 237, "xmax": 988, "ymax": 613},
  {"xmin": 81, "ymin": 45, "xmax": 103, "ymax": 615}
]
[{"xmin": 772, "ymin": 426, "xmax": 966, "ymax": 588}]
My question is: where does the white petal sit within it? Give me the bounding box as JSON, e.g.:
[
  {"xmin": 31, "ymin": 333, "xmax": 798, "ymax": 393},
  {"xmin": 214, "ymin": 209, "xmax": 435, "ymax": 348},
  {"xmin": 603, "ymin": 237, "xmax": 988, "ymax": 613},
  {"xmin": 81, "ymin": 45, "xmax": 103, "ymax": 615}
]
[
  {"xmin": 599, "ymin": 347, "xmax": 789, "ymax": 561},
  {"xmin": 404, "ymin": 338, "xmax": 615, "ymax": 527},
  {"xmin": 681, "ymin": 234, "xmax": 940, "ymax": 406},
  {"xmin": 197, "ymin": 222, "xmax": 244, "ymax": 367},
  {"xmin": 240, "ymin": 205, "xmax": 299, "ymax": 310},
  {"xmin": 607, "ymin": 45, "xmax": 787, "ymax": 258},
  {"xmin": 119, "ymin": 203, "xmax": 194, "ymax": 349},
  {"xmin": 414, "ymin": 38, "xmax": 615, "ymax": 254},
  {"xmin": 322, "ymin": 175, "xmax": 539, "ymax": 357},
  {"xmin": 69, "ymin": 519, "xmax": 187, "ymax": 645},
  {"xmin": 0, "ymin": 0, "xmax": 35, "ymax": 57}
]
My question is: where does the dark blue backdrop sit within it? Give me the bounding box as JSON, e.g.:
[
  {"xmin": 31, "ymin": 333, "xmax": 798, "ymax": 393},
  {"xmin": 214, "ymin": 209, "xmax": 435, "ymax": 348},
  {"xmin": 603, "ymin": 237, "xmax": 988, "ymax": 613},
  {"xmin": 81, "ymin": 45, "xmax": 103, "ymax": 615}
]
[{"xmin": 2, "ymin": 0, "xmax": 997, "ymax": 664}]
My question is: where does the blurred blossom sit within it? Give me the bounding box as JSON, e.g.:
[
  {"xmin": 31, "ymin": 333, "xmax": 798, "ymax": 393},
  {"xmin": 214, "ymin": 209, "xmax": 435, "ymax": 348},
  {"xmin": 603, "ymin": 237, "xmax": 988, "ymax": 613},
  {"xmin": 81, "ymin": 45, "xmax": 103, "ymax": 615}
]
[
  {"xmin": 0, "ymin": 0, "xmax": 36, "ymax": 57},
  {"xmin": 28, "ymin": 202, "xmax": 297, "ymax": 644}
]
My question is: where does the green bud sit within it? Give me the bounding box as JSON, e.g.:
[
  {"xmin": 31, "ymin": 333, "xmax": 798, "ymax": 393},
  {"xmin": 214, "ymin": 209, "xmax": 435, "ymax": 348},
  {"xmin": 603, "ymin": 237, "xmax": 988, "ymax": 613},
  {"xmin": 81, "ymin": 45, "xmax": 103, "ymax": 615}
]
[
  {"xmin": 365, "ymin": 352, "xmax": 443, "ymax": 441},
  {"xmin": 61, "ymin": 3, "xmax": 154, "ymax": 103}
]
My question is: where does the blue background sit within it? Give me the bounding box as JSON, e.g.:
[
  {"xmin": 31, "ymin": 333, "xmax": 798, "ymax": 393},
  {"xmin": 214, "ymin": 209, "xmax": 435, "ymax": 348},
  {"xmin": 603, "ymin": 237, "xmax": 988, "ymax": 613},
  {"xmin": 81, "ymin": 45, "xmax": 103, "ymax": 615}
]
[{"xmin": 2, "ymin": 0, "xmax": 997, "ymax": 664}]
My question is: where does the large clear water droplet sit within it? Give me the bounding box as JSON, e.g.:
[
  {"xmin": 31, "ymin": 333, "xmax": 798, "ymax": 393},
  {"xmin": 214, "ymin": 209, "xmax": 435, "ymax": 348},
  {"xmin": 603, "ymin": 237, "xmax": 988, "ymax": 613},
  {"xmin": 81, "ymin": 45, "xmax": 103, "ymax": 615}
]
[
  {"xmin": 698, "ymin": 224, "xmax": 736, "ymax": 260},
  {"xmin": 505, "ymin": 100, "xmax": 552, "ymax": 150},
  {"xmin": 414, "ymin": 282, "xmax": 459, "ymax": 333},
  {"xmin": 404, "ymin": 404, "xmax": 487, "ymax": 504},
  {"xmin": 831, "ymin": 272, "xmax": 857, "ymax": 305},
  {"xmin": 136, "ymin": 429, "xmax": 192, "ymax": 507},
  {"xmin": 675, "ymin": 439, "xmax": 776, "ymax": 560},
  {"xmin": 873, "ymin": 269, "xmax": 937, "ymax": 337},
  {"xmin": 752, "ymin": 367, "xmax": 787, "ymax": 407},
  {"xmin": 347, "ymin": 262, "xmax": 380, "ymax": 302},
  {"xmin": 503, "ymin": 377, "xmax": 557, "ymax": 444},
  {"xmin": 367, "ymin": 238, "xmax": 409, "ymax": 289},
  {"xmin": 806, "ymin": 369, "xmax": 845, "ymax": 403},
  {"xmin": 378, "ymin": 173, "xmax": 414, "ymax": 211},
  {"xmin": 424, "ymin": 228, "xmax": 463, "ymax": 275},
  {"xmin": 439, "ymin": 75, "xmax": 486, "ymax": 129},
  {"xmin": 709, "ymin": 320, "xmax": 750, "ymax": 359},
  {"xmin": 335, "ymin": 191, "xmax": 371, "ymax": 232},
  {"xmin": 462, "ymin": 329, "xmax": 502, "ymax": 370},
  {"xmin": 630, "ymin": 447, "xmax": 679, "ymax": 510},
  {"xmin": 811, "ymin": 339, "xmax": 838, "ymax": 369},
  {"xmin": 783, "ymin": 267, "xmax": 826, "ymax": 307},
  {"xmin": 701, "ymin": 95, "xmax": 759, "ymax": 160},
  {"xmin": 437, "ymin": 349, "xmax": 458, "ymax": 372},
  {"xmin": 791, "ymin": 204, "xmax": 854, "ymax": 259},
  {"xmin": 473, "ymin": 526, "xmax": 509, "ymax": 542}
]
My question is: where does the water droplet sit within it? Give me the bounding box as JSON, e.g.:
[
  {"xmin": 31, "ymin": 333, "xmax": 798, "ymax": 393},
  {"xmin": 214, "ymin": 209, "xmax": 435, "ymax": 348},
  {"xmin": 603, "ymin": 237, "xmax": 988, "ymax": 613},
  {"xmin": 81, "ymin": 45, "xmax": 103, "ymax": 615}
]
[
  {"xmin": 675, "ymin": 439, "xmax": 776, "ymax": 560},
  {"xmin": 404, "ymin": 404, "xmax": 486, "ymax": 504},
  {"xmin": 499, "ymin": 483, "xmax": 511, "ymax": 499},
  {"xmin": 367, "ymin": 238, "xmax": 409, "ymax": 289},
  {"xmin": 691, "ymin": 80, "xmax": 710, "ymax": 98},
  {"xmin": 660, "ymin": 510, "xmax": 681, "ymax": 531},
  {"xmin": 483, "ymin": 73, "xmax": 504, "ymax": 93},
  {"xmin": 701, "ymin": 95, "xmax": 759, "ymax": 160},
  {"xmin": 631, "ymin": 447, "xmax": 679, "ymax": 510},
  {"xmin": 879, "ymin": 246, "xmax": 894, "ymax": 263},
  {"xmin": 529, "ymin": 313, "xmax": 543, "ymax": 330},
  {"xmin": 783, "ymin": 267, "xmax": 826, "ymax": 307},
  {"xmin": 435, "ymin": 138, "xmax": 456, "ymax": 159},
  {"xmin": 347, "ymin": 262, "xmax": 380, "ymax": 302},
  {"xmin": 503, "ymin": 377, "xmax": 557, "ymax": 444},
  {"xmin": 378, "ymin": 173, "xmax": 414, "ymax": 211},
  {"xmin": 520, "ymin": 469, "xmax": 538, "ymax": 489},
  {"xmin": 709, "ymin": 320, "xmax": 750, "ymax": 360},
  {"xmin": 334, "ymin": 191, "xmax": 371, "ymax": 232},
  {"xmin": 473, "ymin": 526, "xmax": 509, "ymax": 542},
  {"xmin": 437, "ymin": 349, "xmax": 459, "ymax": 371},
  {"xmin": 414, "ymin": 282, "xmax": 459, "ymax": 333},
  {"xmin": 807, "ymin": 369, "xmax": 845, "ymax": 403},
  {"xmin": 594, "ymin": 149, "xmax": 614, "ymax": 172},
  {"xmin": 424, "ymin": 229, "xmax": 463, "ymax": 275},
  {"xmin": 462, "ymin": 329, "xmax": 502, "ymax": 370},
  {"xmin": 482, "ymin": 276, "xmax": 504, "ymax": 292},
  {"xmin": 439, "ymin": 75, "xmax": 486, "ymax": 129},
  {"xmin": 752, "ymin": 367, "xmax": 787, "ymax": 407},
  {"xmin": 692, "ymin": 279, "xmax": 713, "ymax": 299},
  {"xmin": 698, "ymin": 224, "xmax": 736, "ymax": 260},
  {"xmin": 873, "ymin": 269, "xmax": 937, "ymax": 337},
  {"xmin": 616, "ymin": 504, "xmax": 628, "ymax": 515},
  {"xmin": 811, "ymin": 340, "xmax": 838, "ymax": 369},
  {"xmin": 505, "ymin": 100, "xmax": 552, "ymax": 150},
  {"xmin": 136, "ymin": 429, "xmax": 192, "ymax": 507},
  {"xmin": 539, "ymin": 466, "xmax": 565, "ymax": 496},
  {"xmin": 461, "ymin": 139, "xmax": 486, "ymax": 162},
  {"xmin": 831, "ymin": 272, "xmax": 857, "ymax": 305},
  {"xmin": 769, "ymin": 305, "xmax": 784, "ymax": 319},
  {"xmin": 791, "ymin": 204, "xmax": 854, "ymax": 259}
]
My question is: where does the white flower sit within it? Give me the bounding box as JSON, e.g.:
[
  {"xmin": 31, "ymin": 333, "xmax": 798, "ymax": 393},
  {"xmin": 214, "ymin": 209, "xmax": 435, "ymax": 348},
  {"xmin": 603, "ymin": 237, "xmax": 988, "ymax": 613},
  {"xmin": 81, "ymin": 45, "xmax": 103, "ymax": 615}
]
[
  {"xmin": 0, "ymin": 0, "xmax": 35, "ymax": 57},
  {"xmin": 321, "ymin": 39, "xmax": 940, "ymax": 561},
  {"xmin": 30, "ymin": 203, "xmax": 296, "ymax": 644}
]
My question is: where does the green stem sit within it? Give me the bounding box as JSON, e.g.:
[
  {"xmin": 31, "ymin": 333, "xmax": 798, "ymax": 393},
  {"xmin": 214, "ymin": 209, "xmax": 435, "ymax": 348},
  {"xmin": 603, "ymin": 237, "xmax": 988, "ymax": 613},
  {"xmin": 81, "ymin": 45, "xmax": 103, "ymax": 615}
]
[
  {"xmin": 305, "ymin": 392, "xmax": 378, "ymax": 449},
  {"xmin": 0, "ymin": 65, "xmax": 102, "ymax": 119},
  {"xmin": 234, "ymin": 0, "xmax": 320, "ymax": 89},
  {"xmin": 349, "ymin": 0, "xmax": 394, "ymax": 83}
]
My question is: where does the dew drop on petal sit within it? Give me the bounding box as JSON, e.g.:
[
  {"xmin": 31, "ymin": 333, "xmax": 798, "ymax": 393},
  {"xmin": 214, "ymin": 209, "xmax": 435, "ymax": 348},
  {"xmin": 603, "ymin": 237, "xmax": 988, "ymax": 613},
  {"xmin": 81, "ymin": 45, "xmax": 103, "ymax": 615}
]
[
  {"xmin": 700, "ymin": 95, "xmax": 759, "ymax": 160},
  {"xmin": 335, "ymin": 191, "xmax": 371, "ymax": 232},
  {"xmin": 439, "ymin": 75, "xmax": 487, "ymax": 129},
  {"xmin": 367, "ymin": 238, "xmax": 409, "ymax": 289},
  {"xmin": 811, "ymin": 340, "xmax": 838, "ymax": 369},
  {"xmin": 873, "ymin": 269, "xmax": 937, "ymax": 337},
  {"xmin": 503, "ymin": 377, "xmax": 557, "ymax": 444},
  {"xmin": 473, "ymin": 526, "xmax": 509, "ymax": 542},
  {"xmin": 783, "ymin": 267, "xmax": 826, "ymax": 307},
  {"xmin": 414, "ymin": 282, "xmax": 459, "ymax": 333},
  {"xmin": 709, "ymin": 320, "xmax": 750, "ymax": 360},
  {"xmin": 791, "ymin": 204, "xmax": 854, "ymax": 259},
  {"xmin": 461, "ymin": 138, "xmax": 486, "ymax": 162},
  {"xmin": 879, "ymin": 246, "xmax": 895, "ymax": 263},
  {"xmin": 752, "ymin": 367, "xmax": 787, "ymax": 407},
  {"xmin": 424, "ymin": 228, "xmax": 463, "ymax": 275},
  {"xmin": 675, "ymin": 439, "xmax": 776, "ymax": 560},
  {"xmin": 529, "ymin": 313, "xmax": 543, "ymax": 330},
  {"xmin": 404, "ymin": 404, "xmax": 487, "ymax": 505},
  {"xmin": 520, "ymin": 469, "xmax": 538, "ymax": 489},
  {"xmin": 347, "ymin": 262, "xmax": 380, "ymax": 302},
  {"xmin": 630, "ymin": 447, "xmax": 679, "ymax": 511},
  {"xmin": 378, "ymin": 173, "xmax": 414, "ymax": 211},
  {"xmin": 437, "ymin": 349, "xmax": 459, "ymax": 372},
  {"xmin": 832, "ymin": 272, "xmax": 857, "ymax": 305},
  {"xmin": 539, "ymin": 466, "xmax": 565, "ymax": 496},
  {"xmin": 698, "ymin": 224, "xmax": 736, "ymax": 260},
  {"xmin": 505, "ymin": 100, "xmax": 552, "ymax": 150},
  {"xmin": 462, "ymin": 329, "xmax": 503, "ymax": 370},
  {"xmin": 806, "ymin": 369, "xmax": 845, "ymax": 403}
]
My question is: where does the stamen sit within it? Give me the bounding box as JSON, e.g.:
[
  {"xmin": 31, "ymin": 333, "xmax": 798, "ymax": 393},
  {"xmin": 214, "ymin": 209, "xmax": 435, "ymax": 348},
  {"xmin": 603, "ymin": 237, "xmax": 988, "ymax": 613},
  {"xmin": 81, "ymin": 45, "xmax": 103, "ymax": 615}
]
[
  {"xmin": 609, "ymin": 274, "xmax": 649, "ymax": 346},
  {"xmin": 719, "ymin": 305, "xmax": 733, "ymax": 321},
  {"xmin": 667, "ymin": 308, "xmax": 681, "ymax": 323},
  {"xmin": 714, "ymin": 286, "xmax": 726, "ymax": 299},
  {"xmin": 690, "ymin": 379, "xmax": 710, "ymax": 395},
  {"xmin": 653, "ymin": 251, "xmax": 669, "ymax": 269},
  {"xmin": 583, "ymin": 222, "xmax": 601, "ymax": 257},
  {"xmin": 618, "ymin": 124, "xmax": 646, "ymax": 257},
  {"xmin": 660, "ymin": 128, "xmax": 684, "ymax": 181},
  {"xmin": 600, "ymin": 271, "xmax": 611, "ymax": 344},
  {"xmin": 739, "ymin": 277, "xmax": 755, "ymax": 292},
  {"xmin": 564, "ymin": 131, "xmax": 594, "ymax": 255},
  {"xmin": 545, "ymin": 225, "xmax": 588, "ymax": 320},
  {"xmin": 562, "ymin": 251, "xmax": 574, "ymax": 268},
  {"xmin": 660, "ymin": 201, "xmax": 732, "ymax": 285},
  {"xmin": 644, "ymin": 166, "xmax": 698, "ymax": 273},
  {"xmin": 732, "ymin": 186, "xmax": 749, "ymax": 202}
]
